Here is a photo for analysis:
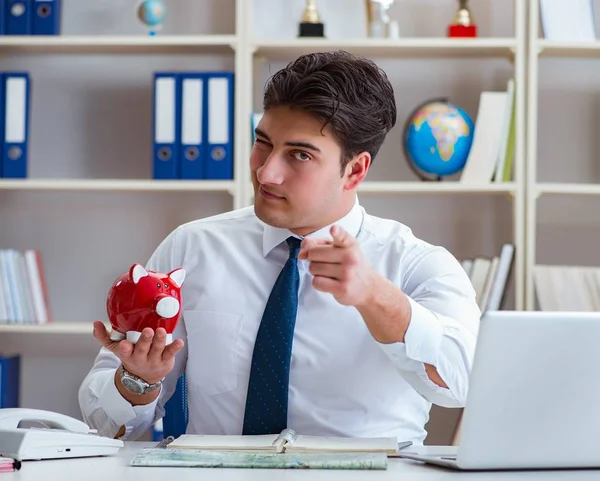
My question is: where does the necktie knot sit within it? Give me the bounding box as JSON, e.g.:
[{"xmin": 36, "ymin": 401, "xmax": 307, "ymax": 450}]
[{"xmin": 286, "ymin": 236, "xmax": 301, "ymax": 260}]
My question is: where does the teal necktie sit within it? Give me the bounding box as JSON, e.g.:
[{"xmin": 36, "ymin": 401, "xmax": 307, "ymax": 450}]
[{"xmin": 242, "ymin": 236, "xmax": 301, "ymax": 435}]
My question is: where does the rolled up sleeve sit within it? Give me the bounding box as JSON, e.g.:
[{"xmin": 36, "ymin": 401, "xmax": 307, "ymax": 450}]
[{"xmin": 379, "ymin": 246, "xmax": 481, "ymax": 407}]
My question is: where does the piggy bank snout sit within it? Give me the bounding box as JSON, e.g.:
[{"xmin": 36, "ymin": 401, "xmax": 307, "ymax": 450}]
[{"xmin": 155, "ymin": 295, "xmax": 180, "ymax": 319}]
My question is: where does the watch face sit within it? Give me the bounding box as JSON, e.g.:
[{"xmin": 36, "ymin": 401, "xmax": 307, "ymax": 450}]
[{"xmin": 122, "ymin": 376, "xmax": 144, "ymax": 395}]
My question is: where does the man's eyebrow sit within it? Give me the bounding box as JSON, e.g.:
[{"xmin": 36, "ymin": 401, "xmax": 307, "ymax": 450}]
[
  {"xmin": 254, "ymin": 128, "xmax": 322, "ymax": 153},
  {"xmin": 285, "ymin": 141, "xmax": 321, "ymax": 153},
  {"xmin": 254, "ymin": 128, "xmax": 270, "ymax": 141}
]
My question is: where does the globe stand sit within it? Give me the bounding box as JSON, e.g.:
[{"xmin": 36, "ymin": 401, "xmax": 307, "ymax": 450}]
[
  {"xmin": 402, "ymin": 97, "xmax": 450, "ymax": 182},
  {"xmin": 405, "ymin": 157, "xmax": 443, "ymax": 182}
]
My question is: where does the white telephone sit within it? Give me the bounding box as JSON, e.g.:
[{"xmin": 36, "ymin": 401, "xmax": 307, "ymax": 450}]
[{"xmin": 0, "ymin": 408, "xmax": 124, "ymax": 461}]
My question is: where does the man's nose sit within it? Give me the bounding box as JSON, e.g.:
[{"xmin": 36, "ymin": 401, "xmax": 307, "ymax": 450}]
[{"xmin": 256, "ymin": 154, "xmax": 284, "ymax": 184}]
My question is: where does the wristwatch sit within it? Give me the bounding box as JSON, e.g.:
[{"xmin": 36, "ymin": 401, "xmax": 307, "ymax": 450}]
[{"xmin": 118, "ymin": 365, "xmax": 163, "ymax": 395}]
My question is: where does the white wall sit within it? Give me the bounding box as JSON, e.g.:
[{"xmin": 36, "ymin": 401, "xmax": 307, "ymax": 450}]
[{"xmin": 0, "ymin": 0, "xmax": 529, "ymax": 445}]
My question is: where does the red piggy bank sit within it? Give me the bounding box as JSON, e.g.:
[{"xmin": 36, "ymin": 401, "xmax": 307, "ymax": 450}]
[{"xmin": 106, "ymin": 263, "xmax": 186, "ymax": 345}]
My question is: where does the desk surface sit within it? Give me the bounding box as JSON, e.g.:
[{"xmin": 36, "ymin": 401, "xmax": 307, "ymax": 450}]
[{"xmin": 6, "ymin": 443, "xmax": 600, "ymax": 481}]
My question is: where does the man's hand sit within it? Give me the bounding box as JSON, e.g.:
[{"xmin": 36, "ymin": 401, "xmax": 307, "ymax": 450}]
[
  {"xmin": 298, "ymin": 225, "xmax": 448, "ymax": 389},
  {"xmin": 298, "ymin": 225, "xmax": 376, "ymax": 307},
  {"xmin": 94, "ymin": 321, "xmax": 183, "ymax": 385}
]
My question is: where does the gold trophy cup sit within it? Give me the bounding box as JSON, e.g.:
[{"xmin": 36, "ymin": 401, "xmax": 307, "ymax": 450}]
[
  {"xmin": 448, "ymin": 0, "xmax": 477, "ymax": 37},
  {"xmin": 298, "ymin": 0, "xmax": 325, "ymax": 37}
]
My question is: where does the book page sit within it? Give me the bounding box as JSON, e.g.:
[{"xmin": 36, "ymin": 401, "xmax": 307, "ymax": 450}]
[
  {"xmin": 289, "ymin": 435, "xmax": 399, "ymax": 455},
  {"xmin": 168, "ymin": 434, "xmax": 279, "ymax": 451}
]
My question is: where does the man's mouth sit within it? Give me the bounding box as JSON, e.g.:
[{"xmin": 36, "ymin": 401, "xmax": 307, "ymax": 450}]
[{"xmin": 259, "ymin": 186, "xmax": 285, "ymax": 200}]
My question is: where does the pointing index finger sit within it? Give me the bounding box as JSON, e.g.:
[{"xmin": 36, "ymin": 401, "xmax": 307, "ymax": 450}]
[
  {"xmin": 330, "ymin": 225, "xmax": 354, "ymax": 248},
  {"xmin": 299, "ymin": 237, "xmax": 332, "ymax": 259}
]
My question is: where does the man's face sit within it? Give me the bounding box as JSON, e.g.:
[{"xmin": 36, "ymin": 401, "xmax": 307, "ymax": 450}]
[{"xmin": 250, "ymin": 106, "xmax": 367, "ymax": 235}]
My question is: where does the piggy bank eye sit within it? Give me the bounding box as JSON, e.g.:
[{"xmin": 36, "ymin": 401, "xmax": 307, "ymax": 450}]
[
  {"xmin": 164, "ymin": 283, "xmax": 168, "ymax": 289},
  {"xmin": 157, "ymin": 283, "xmax": 161, "ymax": 288}
]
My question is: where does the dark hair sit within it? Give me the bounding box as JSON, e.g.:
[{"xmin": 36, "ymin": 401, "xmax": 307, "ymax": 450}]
[{"xmin": 262, "ymin": 50, "xmax": 397, "ymax": 172}]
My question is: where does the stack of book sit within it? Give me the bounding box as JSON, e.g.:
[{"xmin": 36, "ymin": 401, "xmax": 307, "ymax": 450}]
[
  {"xmin": 0, "ymin": 248, "xmax": 51, "ymax": 324},
  {"xmin": 459, "ymin": 79, "xmax": 515, "ymax": 184},
  {"xmin": 460, "ymin": 244, "xmax": 515, "ymax": 312}
]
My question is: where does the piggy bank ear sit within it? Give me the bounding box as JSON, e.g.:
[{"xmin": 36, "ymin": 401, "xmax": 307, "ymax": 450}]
[
  {"xmin": 169, "ymin": 268, "xmax": 186, "ymax": 288},
  {"xmin": 131, "ymin": 264, "xmax": 149, "ymax": 284}
]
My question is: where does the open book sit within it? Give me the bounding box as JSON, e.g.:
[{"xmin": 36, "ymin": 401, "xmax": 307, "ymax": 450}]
[{"xmin": 166, "ymin": 429, "xmax": 404, "ymax": 456}]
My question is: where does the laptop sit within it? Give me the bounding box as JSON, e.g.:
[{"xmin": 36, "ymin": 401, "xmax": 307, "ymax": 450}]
[{"xmin": 399, "ymin": 310, "xmax": 600, "ymax": 470}]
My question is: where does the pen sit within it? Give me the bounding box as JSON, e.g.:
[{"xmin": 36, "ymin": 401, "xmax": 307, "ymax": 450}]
[{"xmin": 155, "ymin": 435, "xmax": 175, "ymax": 448}]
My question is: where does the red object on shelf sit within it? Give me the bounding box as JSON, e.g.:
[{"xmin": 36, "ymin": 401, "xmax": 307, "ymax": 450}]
[{"xmin": 448, "ymin": 24, "xmax": 477, "ymax": 37}]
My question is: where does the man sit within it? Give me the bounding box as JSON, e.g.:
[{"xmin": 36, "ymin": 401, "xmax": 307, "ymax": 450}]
[{"xmin": 79, "ymin": 50, "xmax": 480, "ymax": 445}]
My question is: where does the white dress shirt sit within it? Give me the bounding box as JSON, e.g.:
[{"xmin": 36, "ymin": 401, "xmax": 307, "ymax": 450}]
[{"xmin": 79, "ymin": 198, "xmax": 481, "ymax": 445}]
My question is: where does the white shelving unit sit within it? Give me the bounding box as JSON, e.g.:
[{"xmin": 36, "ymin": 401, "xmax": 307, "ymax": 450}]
[
  {"xmin": 535, "ymin": 183, "xmax": 600, "ymax": 196},
  {"xmin": 524, "ymin": 0, "xmax": 600, "ymax": 309},
  {"xmin": 537, "ymin": 39, "xmax": 600, "ymax": 58},
  {"xmin": 0, "ymin": 0, "xmax": 532, "ymax": 442},
  {"xmin": 0, "ymin": 0, "xmax": 529, "ymax": 337},
  {"xmin": 0, "ymin": 34, "xmax": 238, "ymax": 53},
  {"xmin": 244, "ymin": 0, "xmax": 528, "ymax": 311},
  {"xmin": 252, "ymin": 37, "xmax": 518, "ymax": 59},
  {"xmin": 0, "ymin": 321, "xmax": 108, "ymax": 335},
  {"xmin": 0, "ymin": 178, "xmax": 237, "ymax": 193},
  {"xmin": 358, "ymin": 181, "xmax": 518, "ymax": 194}
]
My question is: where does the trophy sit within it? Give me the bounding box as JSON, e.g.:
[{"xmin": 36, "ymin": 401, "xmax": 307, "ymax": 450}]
[
  {"xmin": 298, "ymin": 0, "xmax": 325, "ymax": 37},
  {"xmin": 447, "ymin": 0, "xmax": 477, "ymax": 37},
  {"xmin": 365, "ymin": 0, "xmax": 396, "ymax": 38}
]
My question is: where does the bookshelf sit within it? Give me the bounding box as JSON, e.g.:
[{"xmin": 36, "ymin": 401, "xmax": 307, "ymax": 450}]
[
  {"xmin": 537, "ymin": 39, "xmax": 600, "ymax": 58},
  {"xmin": 0, "ymin": 322, "xmax": 106, "ymax": 335},
  {"xmin": 0, "ymin": 0, "xmax": 526, "ymax": 442},
  {"xmin": 251, "ymin": 37, "xmax": 518, "ymax": 59},
  {"xmin": 0, "ymin": 34, "xmax": 238, "ymax": 54},
  {"xmin": 0, "ymin": 1, "xmax": 528, "ymax": 332},
  {"xmin": 245, "ymin": 0, "xmax": 528, "ymax": 313},
  {"xmin": 0, "ymin": 178, "xmax": 237, "ymax": 193},
  {"xmin": 525, "ymin": 0, "xmax": 600, "ymax": 310},
  {"xmin": 357, "ymin": 182, "xmax": 517, "ymax": 194}
]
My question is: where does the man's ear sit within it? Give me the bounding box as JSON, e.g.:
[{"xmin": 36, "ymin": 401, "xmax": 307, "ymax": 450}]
[{"xmin": 343, "ymin": 152, "xmax": 370, "ymax": 191}]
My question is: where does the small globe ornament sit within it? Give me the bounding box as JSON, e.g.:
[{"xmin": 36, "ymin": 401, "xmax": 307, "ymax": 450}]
[
  {"xmin": 137, "ymin": 0, "xmax": 167, "ymax": 36},
  {"xmin": 403, "ymin": 98, "xmax": 474, "ymax": 181}
]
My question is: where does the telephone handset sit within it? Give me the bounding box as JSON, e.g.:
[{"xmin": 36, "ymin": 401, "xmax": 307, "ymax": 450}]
[
  {"xmin": 0, "ymin": 408, "xmax": 95, "ymax": 433},
  {"xmin": 0, "ymin": 408, "xmax": 123, "ymax": 461}
]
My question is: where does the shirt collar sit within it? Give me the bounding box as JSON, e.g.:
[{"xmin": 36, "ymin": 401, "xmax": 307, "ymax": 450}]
[{"xmin": 261, "ymin": 197, "xmax": 364, "ymax": 257}]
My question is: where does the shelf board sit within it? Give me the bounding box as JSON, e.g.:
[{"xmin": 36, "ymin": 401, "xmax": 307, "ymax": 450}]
[
  {"xmin": 253, "ymin": 37, "xmax": 518, "ymax": 59},
  {"xmin": 0, "ymin": 322, "xmax": 98, "ymax": 334},
  {"xmin": 358, "ymin": 181, "xmax": 516, "ymax": 194},
  {"xmin": 537, "ymin": 39, "xmax": 600, "ymax": 58},
  {"xmin": 0, "ymin": 178, "xmax": 237, "ymax": 194},
  {"xmin": 536, "ymin": 183, "xmax": 600, "ymax": 196},
  {"xmin": 0, "ymin": 35, "xmax": 238, "ymax": 54},
  {"xmin": 248, "ymin": 181, "xmax": 516, "ymax": 195}
]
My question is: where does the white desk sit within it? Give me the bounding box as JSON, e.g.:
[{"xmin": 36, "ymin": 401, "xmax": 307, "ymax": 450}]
[{"xmin": 6, "ymin": 443, "xmax": 600, "ymax": 481}]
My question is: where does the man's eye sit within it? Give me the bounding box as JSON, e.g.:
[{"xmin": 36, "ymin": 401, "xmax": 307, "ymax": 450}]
[{"xmin": 293, "ymin": 151, "xmax": 311, "ymax": 162}]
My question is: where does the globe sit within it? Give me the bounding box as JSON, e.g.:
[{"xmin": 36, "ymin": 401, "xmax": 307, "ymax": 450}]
[
  {"xmin": 403, "ymin": 99, "xmax": 474, "ymax": 180},
  {"xmin": 137, "ymin": 0, "xmax": 167, "ymax": 33}
]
